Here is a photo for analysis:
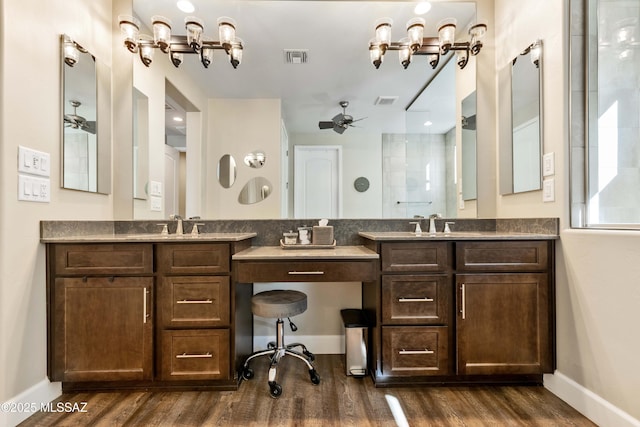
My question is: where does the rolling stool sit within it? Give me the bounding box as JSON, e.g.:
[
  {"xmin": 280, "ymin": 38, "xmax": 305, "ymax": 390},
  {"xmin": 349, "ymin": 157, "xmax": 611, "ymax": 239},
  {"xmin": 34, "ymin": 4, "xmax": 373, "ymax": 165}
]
[{"xmin": 241, "ymin": 290, "xmax": 320, "ymax": 398}]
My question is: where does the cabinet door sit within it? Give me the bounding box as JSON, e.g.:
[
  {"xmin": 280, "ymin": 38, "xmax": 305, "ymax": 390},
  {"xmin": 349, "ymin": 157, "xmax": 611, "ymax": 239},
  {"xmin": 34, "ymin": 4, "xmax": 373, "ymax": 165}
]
[
  {"xmin": 457, "ymin": 273, "xmax": 551, "ymax": 375},
  {"xmin": 52, "ymin": 277, "xmax": 153, "ymax": 382}
]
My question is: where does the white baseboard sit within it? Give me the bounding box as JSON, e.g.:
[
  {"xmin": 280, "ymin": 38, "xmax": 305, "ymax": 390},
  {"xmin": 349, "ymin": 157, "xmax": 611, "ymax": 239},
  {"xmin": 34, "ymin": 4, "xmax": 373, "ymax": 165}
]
[
  {"xmin": 544, "ymin": 371, "xmax": 640, "ymax": 427},
  {"xmin": 1, "ymin": 379, "xmax": 61, "ymax": 427},
  {"xmin": 254, "ymin": 334, "xmax": 344, "ymax": 354}
]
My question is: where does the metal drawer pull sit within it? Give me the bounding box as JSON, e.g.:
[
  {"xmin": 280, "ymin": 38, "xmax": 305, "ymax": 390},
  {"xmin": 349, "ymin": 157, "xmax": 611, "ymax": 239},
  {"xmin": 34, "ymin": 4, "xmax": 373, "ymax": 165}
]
[
  {"xmin": 288, "ymin": 271, "xmax": 325, "ymax": 275},
  {"xmin": 461, "ymin": 283, "xmax": 466, "ymax": 320},
  {"xmin": 399, "ymin": 348, "xmax": 434, "ymax": 355},
  {"xmin": 176, "ymin": 299, "xmax": 213, "ymax": 304},
  {"xmin": 176, "ymin": 352, "xmax": 212, "ymax": 359},
  {"xmin": 398, "ymin": 297, "xmax": 434, "ymax": 303},
  {"xmin": 143, "ymin": 288, "xmax": 148, "ymax": 324}
]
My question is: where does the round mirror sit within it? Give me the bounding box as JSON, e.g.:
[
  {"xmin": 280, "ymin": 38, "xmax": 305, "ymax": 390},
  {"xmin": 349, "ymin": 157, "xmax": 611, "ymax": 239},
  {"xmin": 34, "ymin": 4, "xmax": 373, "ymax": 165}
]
[
  {"xmin": 243, "ymin": 151, "xmax": 266, "ymax": 168},
  {"xmin": 217, "ymin": 154, "xmax": 237, "ymax": 188},
  {"xmin": 238, "ymin": 177, "xmax": 272, "ymax": 204}
]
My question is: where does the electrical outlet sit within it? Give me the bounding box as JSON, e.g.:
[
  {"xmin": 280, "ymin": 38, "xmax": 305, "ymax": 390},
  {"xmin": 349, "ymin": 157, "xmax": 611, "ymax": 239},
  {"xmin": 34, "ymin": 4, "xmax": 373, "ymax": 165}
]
[
  {"xmin": 18, "ymin": 174, "xmax": 50, "ymax": 202},
  {"xmin": 150, "ymin": 196, "xmax": 162, "ymax": 211},
  {"xmin": 543, "ymin": 178, "xmax": 555, "ymax": 202},
  {"xmin": 18, "ymin": 145, "xmax": 50, "ymax": 177},
  {"xmin": 149, "ymin": 181, "xmax": 162, "ymax": 197}
]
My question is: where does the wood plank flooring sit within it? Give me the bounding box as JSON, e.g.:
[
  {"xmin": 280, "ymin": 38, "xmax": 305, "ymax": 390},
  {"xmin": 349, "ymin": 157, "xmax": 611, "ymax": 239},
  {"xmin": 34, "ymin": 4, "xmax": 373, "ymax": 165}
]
[{"xmin": 19, "ymin": 355, "xmax": 596, "ymax": 426}]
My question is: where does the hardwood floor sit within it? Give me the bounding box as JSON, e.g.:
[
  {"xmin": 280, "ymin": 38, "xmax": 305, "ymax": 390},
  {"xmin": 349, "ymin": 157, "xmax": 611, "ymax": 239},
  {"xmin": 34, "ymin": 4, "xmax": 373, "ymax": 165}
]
[{"xmin": 20, "ymin": 355, "xmax": 595, "ymax": 426}]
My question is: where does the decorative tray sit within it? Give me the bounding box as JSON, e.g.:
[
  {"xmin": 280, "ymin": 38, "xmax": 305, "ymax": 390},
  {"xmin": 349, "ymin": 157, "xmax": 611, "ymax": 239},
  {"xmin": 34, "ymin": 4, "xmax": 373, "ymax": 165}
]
[{"xmin": 279, "ymin": 239, "xmax": 336, "ymax": 250}]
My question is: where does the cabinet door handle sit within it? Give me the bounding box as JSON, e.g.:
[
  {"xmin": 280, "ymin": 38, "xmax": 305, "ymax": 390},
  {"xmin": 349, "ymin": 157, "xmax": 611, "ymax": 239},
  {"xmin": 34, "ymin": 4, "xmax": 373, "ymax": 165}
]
[
  {"xmin": 176, "ymin": 352, "xmax": 212, "ymax": 359},
  {"xmin": 176, "ymin": 299, "xmax": 213, "ymax": 304},
  {"xmin": 399, "ymin": 348, "xmax": 434, "ymax": 355},
  {"xmin": 460, "ymin": 283, "xmax": 466, "ymax": 320},
  {"xmin": 288, "ymin": 271, "xmax": 325, "ymax": 275},
  {"xmin": 398, "ymin": 297, "xmax": 434, "ymax": 303},
  {"xmin": 143, "ymin": 287, "xmax": 148, "ymax": 324}
]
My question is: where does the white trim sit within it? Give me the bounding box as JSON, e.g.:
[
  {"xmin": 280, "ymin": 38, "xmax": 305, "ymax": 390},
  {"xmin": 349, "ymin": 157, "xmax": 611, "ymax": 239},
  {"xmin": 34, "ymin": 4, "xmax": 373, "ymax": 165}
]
[
  {"xmin": 254, "ymin": 334, "xmax": 344, "ymax": 355},
  {"xmin": 544, "ymin": 371, "xmax": 640, "ymax": 427},
  {"xmin": 1, "ymin": 379, "xmax": 61, "ymax": 427}
]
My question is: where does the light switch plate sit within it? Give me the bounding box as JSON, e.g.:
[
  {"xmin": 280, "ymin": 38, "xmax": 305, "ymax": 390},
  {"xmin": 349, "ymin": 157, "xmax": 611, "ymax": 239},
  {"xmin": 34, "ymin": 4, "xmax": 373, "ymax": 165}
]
[
  {"xmin": 543, "ymin": 152, "xmax": 555, "ymax": 177},
  {"xmin": 149, "ymin": 181, "xmax": 162, "ymax": 197},
  {"xmin": 18, "ymin": 145, "xmax": 50, "ymax": 177},
  {"xmin": 150, "ymin": 196, "xmax": 162, "ymax": 211},
  {"xmin": 543, "ymin": 178, "xmax": 555, "ymax": 202},
  {"xmin": 18, "ymin": 174, "xmax": 50, "ymax": 202}
]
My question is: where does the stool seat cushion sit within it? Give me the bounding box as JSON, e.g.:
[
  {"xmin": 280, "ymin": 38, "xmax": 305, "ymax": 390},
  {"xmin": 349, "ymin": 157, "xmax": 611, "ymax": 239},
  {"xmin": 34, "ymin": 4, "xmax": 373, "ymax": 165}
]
[{"xmin": 252, "ymin": 290, "xmax": 307, "ymax": 318}]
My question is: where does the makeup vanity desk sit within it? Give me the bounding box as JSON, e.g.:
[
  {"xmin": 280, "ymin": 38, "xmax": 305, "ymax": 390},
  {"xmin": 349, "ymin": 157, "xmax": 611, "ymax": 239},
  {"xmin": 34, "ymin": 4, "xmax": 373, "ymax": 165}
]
[{"xmin": 231, "ymin": 245, "xmax": 379, "ymax": 372}]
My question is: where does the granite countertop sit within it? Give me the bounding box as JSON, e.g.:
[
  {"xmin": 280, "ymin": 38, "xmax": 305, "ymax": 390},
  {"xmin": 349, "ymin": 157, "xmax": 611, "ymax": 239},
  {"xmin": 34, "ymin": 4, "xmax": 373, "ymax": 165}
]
[
  {"xmin": 358, "ymin": 231, "xmax": 559, "ymax": 241},
  {"xmin": 40, "ymin": 232, "xmax": 257, "ymax": 243},
  {"xmin": 232, "ymin": 245, "xmax": 379, "ymax": 260}
]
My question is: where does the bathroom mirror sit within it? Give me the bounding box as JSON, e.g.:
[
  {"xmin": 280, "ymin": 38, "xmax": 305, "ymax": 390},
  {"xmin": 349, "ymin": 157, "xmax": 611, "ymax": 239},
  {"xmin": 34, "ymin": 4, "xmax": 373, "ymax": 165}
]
[
  {"xmin": 133, "ymin": 88, "xmax": 149, "ymax": 199},
  {"xmin": 238, "ymin": 177, "xmax": 272, "ymax": 204},
  {"xmin": 131, "ymin": 0, "xmax": 479, "ymax": 218},
  {"xmin": 61, "ymin": 34, "xmax": 111, "ymax": 194},
  {"xmin": 461, "ymin": 91, "xmax": 478, "ymax": 201},
  {"xmin": 218, "ymin": 154, "xmax": 237, "ymax": 188},
  {"xmin": 500, "ymin": 40, "xmax": 543, "ymax": 194}
]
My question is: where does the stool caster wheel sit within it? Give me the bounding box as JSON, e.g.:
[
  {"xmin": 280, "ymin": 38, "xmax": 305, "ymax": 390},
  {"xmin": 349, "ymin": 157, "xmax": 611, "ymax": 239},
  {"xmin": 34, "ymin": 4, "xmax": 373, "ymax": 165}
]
[
  {"xmin": 303, "ymin": 350, "xmax": 315, "ymax": 362},
  {"xmin": 242, "ymin": 367, "xmax": 254, "ymax": 380},
  {"xmin": 267, "ymin": 341, "xmax": 276, "ymax": 350},
  {"xmin": 309, "ymin": 369, "xmax": 321, "ymax": 385},
  {"xmin": 269, "ymin": 382, "xmax": 282, "ymax": 398}
]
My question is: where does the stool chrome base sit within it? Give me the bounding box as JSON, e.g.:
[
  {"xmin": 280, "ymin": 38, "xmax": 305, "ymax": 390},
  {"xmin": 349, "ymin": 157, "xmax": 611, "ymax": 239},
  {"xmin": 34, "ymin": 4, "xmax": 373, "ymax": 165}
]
[{"xmin": 242, "ymin": 318, "xmax": 320, "ymax": 398}]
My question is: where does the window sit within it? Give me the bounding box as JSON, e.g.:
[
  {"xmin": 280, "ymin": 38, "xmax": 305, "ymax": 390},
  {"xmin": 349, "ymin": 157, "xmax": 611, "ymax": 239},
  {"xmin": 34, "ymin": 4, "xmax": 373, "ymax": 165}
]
[{"xmin": 571, "ymin": 0, "xmax": 640, "ymax": 228}]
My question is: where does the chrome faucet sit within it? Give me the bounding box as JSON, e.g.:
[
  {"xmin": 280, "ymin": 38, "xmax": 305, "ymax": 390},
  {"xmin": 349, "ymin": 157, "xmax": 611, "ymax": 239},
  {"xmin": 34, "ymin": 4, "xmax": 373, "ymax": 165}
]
[
  {"xmin": 428, "ymin": 213, "xmax": 441, "ymax": 234},
  {"xmin": 170, "ymin": 214, "xmax": 183, "ymax": 235},
  {"xmin": 409, "ymin": 221, "xmax": 423, "ymax": 235}
]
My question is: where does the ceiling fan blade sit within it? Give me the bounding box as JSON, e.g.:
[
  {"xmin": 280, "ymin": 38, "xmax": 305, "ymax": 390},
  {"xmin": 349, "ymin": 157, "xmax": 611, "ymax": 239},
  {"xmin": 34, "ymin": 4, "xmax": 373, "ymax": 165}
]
[
  {"xmin": 319, "ymin": 121, "xmax": 334, "ymax": 129},
  {"xmin": 333, "ymin": 124, "xmax": 347, "ymax": 134},
  {"xmin": 350, "ymin": 116, "xmax": 367, "ymax": 123},
  {"xmin": 332, "ymin": 113, "xmax": 345, "ymax": 123}
]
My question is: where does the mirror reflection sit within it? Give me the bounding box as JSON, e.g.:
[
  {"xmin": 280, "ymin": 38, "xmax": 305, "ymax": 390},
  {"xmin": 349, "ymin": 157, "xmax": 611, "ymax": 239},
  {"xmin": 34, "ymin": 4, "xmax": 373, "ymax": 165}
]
[
  {"xmin": 133, "ymin": 88, "xmax": 149, "ymax": 199},
  {"xmin": 239, "ymin": 177, "xmax": 272, "ymax": 204},
  {"xmin": 218, "ymin": 154, "xmax": 237, "ymax": 188},
  {"xmin": 500, "ymin": 40, "xmax": 543, "ymax": 195},
  {"xmin": 461, "ymin": 91, "xmax": 477, "ymax": 201},
  {"xmin": 62, "ymin": 35, "xmax": 97, "ymax": 192}
]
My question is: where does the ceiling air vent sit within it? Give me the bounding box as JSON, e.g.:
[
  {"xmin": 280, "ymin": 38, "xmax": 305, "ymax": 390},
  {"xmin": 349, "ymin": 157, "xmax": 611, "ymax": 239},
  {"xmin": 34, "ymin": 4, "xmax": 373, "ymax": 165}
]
[
  {"xmin": 284, "ymin": 49, "xmax": 309, "ymax": 64},
  {"xmin": 374, "ymin": 96, "xmax": 399, "ymax": 106}
]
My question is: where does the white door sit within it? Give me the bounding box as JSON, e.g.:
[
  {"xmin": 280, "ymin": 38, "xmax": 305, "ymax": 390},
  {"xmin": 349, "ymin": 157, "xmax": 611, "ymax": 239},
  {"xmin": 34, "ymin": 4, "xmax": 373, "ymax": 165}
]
[
  {"xmin": 164, "ymin": 145, "xmax": 180, "ymax": 216},
  {"xmin": 294, "ymin": 146, "xmax": 342, "ymax": 218}
]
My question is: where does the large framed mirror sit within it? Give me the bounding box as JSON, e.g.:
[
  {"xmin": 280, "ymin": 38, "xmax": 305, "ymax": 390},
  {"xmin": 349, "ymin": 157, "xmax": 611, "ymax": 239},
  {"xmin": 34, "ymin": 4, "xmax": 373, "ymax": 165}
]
[
  {"xmin": 500, "ymin": 40, "xmax": 543, "ymax": 195},
  {"xmin": 61, "ymin": 34, "xmax": 111, "ymax": 194},
  {"xmin": 130, "ymin": 1, "xmax": 480, "ymax": 219}
]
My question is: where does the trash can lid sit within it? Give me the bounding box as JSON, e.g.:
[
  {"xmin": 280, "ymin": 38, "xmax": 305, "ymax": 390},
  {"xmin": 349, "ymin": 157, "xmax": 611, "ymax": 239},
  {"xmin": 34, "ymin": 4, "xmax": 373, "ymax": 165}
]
[{"xmin": 340, "ymin": 309, "xmax": 369, "ymax": 328}]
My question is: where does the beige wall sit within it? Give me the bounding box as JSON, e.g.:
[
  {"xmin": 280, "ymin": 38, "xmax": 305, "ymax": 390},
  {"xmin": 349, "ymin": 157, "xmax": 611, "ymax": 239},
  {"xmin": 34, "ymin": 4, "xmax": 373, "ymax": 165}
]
[{"xmin": 495, "ymin": 0, "xmax": 640, "ymax": 424}]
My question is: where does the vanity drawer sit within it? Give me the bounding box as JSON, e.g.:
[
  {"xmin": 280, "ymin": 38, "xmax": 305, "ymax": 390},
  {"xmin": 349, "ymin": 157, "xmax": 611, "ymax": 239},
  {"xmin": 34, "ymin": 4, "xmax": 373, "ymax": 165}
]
[
  {"xmin": 382, "ymin": 275, "xmax": 450, "ymax": 325},
  {"xmin": 53, "ymin": 243, "xmax": 153, "ymax": 276},
  {"xmin": 160, "ymin": 329, "xmax": 230, "ymax": 381},
  {"xmin": 159, "ymin": 276, "xmax": 230, "ymax": 327},
  {"xmin": 235, "ymin": 260, "xmax": 377, "ymax": 282},
  {"xmin": 382, "ymin": 326, "xmax": 449, "ymax": 376},
  {"xmin": 456, "ymin": 241, "xmax": 548, "ymax": 272},
  {"xmin": 381, "ymin": 242, "xmax": 451, "ymax": 273},
  {"xmin": 157, "ymin": 243, "xmax": 230, "ymax": 275}
]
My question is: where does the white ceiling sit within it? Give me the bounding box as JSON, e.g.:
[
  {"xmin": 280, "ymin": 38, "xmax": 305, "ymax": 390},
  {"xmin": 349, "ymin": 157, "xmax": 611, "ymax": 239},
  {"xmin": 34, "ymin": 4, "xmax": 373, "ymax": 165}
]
[{"xmin": 132, "ymin": 0, "xmax": 476, "ymax": 139}]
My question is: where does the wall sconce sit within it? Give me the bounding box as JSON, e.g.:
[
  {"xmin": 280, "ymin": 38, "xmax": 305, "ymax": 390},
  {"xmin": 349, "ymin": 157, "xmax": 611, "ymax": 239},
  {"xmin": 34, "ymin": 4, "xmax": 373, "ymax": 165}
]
[
  {"xmin": 62, "ymin": 35, "xmax": 88, "ymax": 67},
  {"xmin": 117, "ymin": 14, "xmax": 243, "ymax": 69},
  {"xmin": 369, "ymin": 17, "xmax": 487, "ymax": 70},
  {"xmin": 515, "ymin": 39, "xmax": 543, "ymax": 68}
]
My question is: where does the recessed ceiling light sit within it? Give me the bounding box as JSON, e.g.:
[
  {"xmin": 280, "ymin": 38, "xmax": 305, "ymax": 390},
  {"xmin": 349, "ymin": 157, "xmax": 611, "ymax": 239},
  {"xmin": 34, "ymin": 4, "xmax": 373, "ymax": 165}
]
[
  {"xmin": 173, "ymin": 116, "xmax": 184, "ymax": 122},
  {"xmin": 177, "ymin": 0, "xmax": 195, "ymax": 13},
  {"xmin": 414, "ymin": 1, "xmax": 431, "ymax": 15},
  {"xmin": 424, "ymin": 120, "xmax": 433, "ymax": 127}
]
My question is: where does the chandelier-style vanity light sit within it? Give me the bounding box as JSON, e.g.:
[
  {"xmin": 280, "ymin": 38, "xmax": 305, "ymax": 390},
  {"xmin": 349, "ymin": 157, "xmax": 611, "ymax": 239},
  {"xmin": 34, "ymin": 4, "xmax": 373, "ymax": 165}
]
[
  {"xmin": 118, "ymin": 14, "xmax": 243, "ymax": 69},
  {"xmin": 369, "ymin": 16, "xmax": 487, "ymax": 70}
]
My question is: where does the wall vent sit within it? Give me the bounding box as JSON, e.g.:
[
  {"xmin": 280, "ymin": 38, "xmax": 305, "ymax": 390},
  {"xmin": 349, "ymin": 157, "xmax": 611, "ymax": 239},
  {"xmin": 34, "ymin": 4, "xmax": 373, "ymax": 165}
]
[
  {"xmin": 284, "ymin": 49, "xmax": 309, "ymax": 64},
  {"xmin": 374, "ymin": 96, "xmax": 399, "ymax": 106}
]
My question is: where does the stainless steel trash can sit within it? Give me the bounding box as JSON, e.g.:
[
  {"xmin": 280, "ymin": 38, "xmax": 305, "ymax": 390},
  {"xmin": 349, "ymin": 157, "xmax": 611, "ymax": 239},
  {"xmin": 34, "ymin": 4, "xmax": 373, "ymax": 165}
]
[{"xmin": 340, "ymin": 309, "xmax": 369, "ymax": 377}]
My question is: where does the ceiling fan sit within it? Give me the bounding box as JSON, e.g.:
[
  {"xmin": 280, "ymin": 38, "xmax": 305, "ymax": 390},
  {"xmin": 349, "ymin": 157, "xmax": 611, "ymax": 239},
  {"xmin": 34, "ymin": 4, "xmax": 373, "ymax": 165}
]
[
  {"xmin": 64, "ymin": 100, "xmax": 96, "ymax": 134},
  {"xmin": 318, "ymin": 101, "xmax": 365, "ymax": 134}
]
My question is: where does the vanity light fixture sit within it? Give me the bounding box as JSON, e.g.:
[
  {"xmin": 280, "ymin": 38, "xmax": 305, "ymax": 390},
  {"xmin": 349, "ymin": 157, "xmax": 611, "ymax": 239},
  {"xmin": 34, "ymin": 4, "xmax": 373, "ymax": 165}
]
[
  {"xmin": 369, "ymin": 16, "xmax": 487, "ymax": 70},
  {"xmin": 515, "ymin": 39, "xmax": 543, "ymax": 68},
  {"xmin": 117, "ymin": 14, "xmax": 244, "ymax": 69},
  {"xmin": 62, "ymin": 35, "xmax": 88, "ymax": 67}
]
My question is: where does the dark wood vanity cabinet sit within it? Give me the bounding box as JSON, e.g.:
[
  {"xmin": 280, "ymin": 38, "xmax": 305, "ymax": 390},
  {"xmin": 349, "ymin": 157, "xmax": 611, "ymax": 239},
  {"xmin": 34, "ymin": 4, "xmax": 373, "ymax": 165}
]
[
  {"xmin": 367, "ymin": 239, "xmax": 555, "ymax": 386},
  {"xmin": 47, "ymin": 244, "xmax": 154, "ymax": 383}
]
